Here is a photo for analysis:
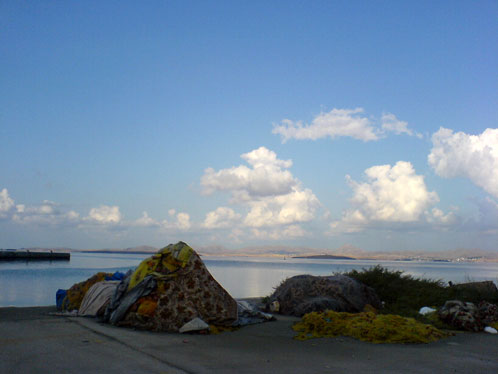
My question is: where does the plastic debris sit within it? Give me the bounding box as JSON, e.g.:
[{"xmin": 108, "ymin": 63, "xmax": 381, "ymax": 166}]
[
  {"xmin": 179, "ymin": 317, "xmax": 209, "ymax": 333},
  {"xmin": 269, "ymin": 301, "xmax": 280, "ymax": 313},
  {"xmin": 484, "ymin": 326, "xmax": 497, "ymax": 334},
  {"xmin": 419, "ymin": 307, "xmax": 437, "ymax": 315},
  {"xmin": 233, "ymin": 300, "xmax": 273, "ymax": 326}
]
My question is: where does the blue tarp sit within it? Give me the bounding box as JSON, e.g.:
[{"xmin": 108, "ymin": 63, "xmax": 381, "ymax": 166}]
[
  {"xmin": 56, "ymin": 289, "xmax": 67, "ymax": 310},
  {"xmin": 105, "ymin": 271, "xmax": 126, "ymax": 281}
]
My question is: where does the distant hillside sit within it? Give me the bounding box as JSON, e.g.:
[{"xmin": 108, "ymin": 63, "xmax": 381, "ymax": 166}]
[
  {"xmin": 198, "ymin": 244, "xmax": 498, "ymax": 262},
  {"xmin": 292, "ymin": 254, "xmax": 355, "ymax": 260},
  {"xmin": 77, "ymin": 245, "xmax": 158, "ymax": 254},
  {"xmin": 124, "ymin": 245, "xmax": 158, "ymax": 252}
]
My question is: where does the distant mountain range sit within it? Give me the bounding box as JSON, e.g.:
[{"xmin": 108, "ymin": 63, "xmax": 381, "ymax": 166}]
[
  {"xmin": 7, "ymin": 244, "xmax": 498, "ymax": 262},
  {"xmin": 292, "ymin": 254, "xmax": 355, "ymax": 260},
  {"xmin": 196, "ymin": 244, "xmax": 498, "ymax": 262}
]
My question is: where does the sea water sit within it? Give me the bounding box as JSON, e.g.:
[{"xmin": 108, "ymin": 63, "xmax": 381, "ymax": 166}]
[{"xmin": 1, "ymin": 252, "xmax": 497, "ymax": 307}]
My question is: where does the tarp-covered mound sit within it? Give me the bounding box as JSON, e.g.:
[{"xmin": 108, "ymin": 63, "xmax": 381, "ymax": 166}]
[
  {"xmin": 61, "ymin": 272, "xmax": 113, "ymax": 311},
  {"xmin": 105, "ymin": 242, "xmax": 238, "ymax": 332},
  {"xmin": 268, "ymin": 274, "xmax": 381, "ymax": 317}
]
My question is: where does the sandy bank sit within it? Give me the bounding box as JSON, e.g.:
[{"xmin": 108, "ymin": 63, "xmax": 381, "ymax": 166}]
[{"xmin": 1, "ymin": 306, "xmax": 497, "ymax": 374}]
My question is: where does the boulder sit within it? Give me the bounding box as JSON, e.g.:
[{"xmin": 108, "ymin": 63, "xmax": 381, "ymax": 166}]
[{"xmin": 268, "ymin": 274, "xmax": 381, "ymax": 317}]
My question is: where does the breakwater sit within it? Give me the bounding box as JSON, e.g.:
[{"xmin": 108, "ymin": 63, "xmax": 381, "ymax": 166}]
[{"xmin": 0, "ymin": 251, "xmax": 70, "ymax": 261}]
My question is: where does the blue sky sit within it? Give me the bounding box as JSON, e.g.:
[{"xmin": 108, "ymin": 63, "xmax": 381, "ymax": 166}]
[{"xmin": 1, "ymin": 1, "xmax": 497, "ymax": 252}]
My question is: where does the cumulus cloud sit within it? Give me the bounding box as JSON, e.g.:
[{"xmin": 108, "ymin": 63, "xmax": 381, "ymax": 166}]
[
  {"xmin": 273, "ymin": 108, "xmax": 379, "ymax": 143},
  {"xmin": 132, "ymin": 210, "xmax": 191, "ymax": 231},
  {"xmin": 0, "ymin": 187, "xmax": 192, "ymax": 233},
  {"xmin": 201, "ymin": 147, "xmax": 320, "ymax": 232},
  {"xmin": 87, "ymin": 205, "xmax": 122, "ymax": 224},
  {"xmin": 202, "ymin": 147, "xmax": 295, "ymax": 200},
  {"xmin": 330, "ymin": 161, "xmax": 445, "ymax": 233},
  {"xmin": 272, "ymin": 108, "xmax": 421, "ymax": 143},
  {"xmin": 251, "ymin": 224, "xmax": 308, "ymax": 240},
  {"xmin": 348, "ymin": 162, "xmax": 439, "ymax": 222},
  {"xmin": 203, "ymin": 207, "xmax": 241, "ymax": 229},
  {"xmin": 12, "ymin": 200, "xmax": 80, "ymax": 226},
  {"xmin": 175, "ymin": 212, "xmax": 191, "ymax": 230},
  {"xmin": 133, "ymin": 212, "xmax": 160, "ymax": 227},
  {"xmin": 160, "ymin": 211, "xmax": 191, "ymax": 231},
  {"xmin": 244, "ymin": 188, "xmax": 319, "ymax": 227},
  {"xmin": 428, "ymin": 127, "xmax": 498, "ymax": 198},
  {"xmin": 0, "ymin": 188, "xmax": 15, "ymax": 218},
  {"xmin": 381, "ymin": 113, "xmax": 422, "ymax": 138}
]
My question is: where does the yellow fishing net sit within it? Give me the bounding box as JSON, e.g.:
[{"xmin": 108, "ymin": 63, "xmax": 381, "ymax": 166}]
[
  {"xmin": 127, "ymin": 242, "xmax": 193, "ymax": 291},
  {"xmin": 293, "ymin": 309, "xmax": 449, "ymax": 344}
]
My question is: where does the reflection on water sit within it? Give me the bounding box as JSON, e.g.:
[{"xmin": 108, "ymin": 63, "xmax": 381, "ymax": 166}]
[{"xmin": 1, "ymin": 253, "xmax": 497, "ymax": 306}]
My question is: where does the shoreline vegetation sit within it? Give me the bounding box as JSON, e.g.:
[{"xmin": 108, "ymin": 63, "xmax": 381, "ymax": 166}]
[{"xmin": 343, "ymin": 266, "xmax": 498, "ymax": 325}]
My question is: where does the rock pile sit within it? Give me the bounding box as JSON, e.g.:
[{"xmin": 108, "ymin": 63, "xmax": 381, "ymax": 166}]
[{"xmin": 438, "ymin": 300, "xmax": 498, "ymax": 332}]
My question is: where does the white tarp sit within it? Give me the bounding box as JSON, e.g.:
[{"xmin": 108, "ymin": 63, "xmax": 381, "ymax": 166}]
[{"xmin": 79, "ymin": 281, "xmax": 120, "ymax": 317}]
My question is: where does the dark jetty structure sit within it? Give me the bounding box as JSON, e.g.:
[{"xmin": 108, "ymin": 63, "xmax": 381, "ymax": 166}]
[{"xmin": 0, "ymin": 250, "xmax": 70, "ymax": 261}]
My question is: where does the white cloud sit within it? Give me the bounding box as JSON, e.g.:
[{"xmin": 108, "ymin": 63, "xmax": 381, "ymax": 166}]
[
  {"xmin": 12, "ymin": 200, "xmax": 81, "ymax": 226},
  {"xmin": 161, "ymin": 211, "xmax": 191, "ymax": 231},
  {"xmin": 0, "ymin": 188, "xmax": 193, "ymax": 233},
  {"xmin": 244, "ymin": 188, "xmax": 319, "ymax": 227},
  {"xmin": 132, "ymin": 209, "xmax": 191, "ymax": 231},
  {"xmin": 134, "ymin": 212, "xmax": 160, "ymax": 227},
  {"xmin": 273, "ymin": 108, "xmax": 379, "ymax": 143},
  {"xmin": 0, "ymin": 188, "xmax": 15, "ymax": 218},
  {"xmin": 348, "ymin": 162, "xmax": 439, "ymax": 222},
  {"xmin": 87, "ymin": 205, "xmax": 122, "ymax": 224},
  {"xmin": 251, "ymin": 224, "xmax": 308, "ymax": 240},
  {"xmin": 203, "ymin": 207, "xmax": 241, "ymax": 229},
  {"xmin": 381, "ymin": 113, "xmax": 422, "ymax": 138},
  {"xmin": 201, "ymin": 147, "xmax": 295, "ymax": 200},
  {"xmin": 201, "ymin": 147, "xmax": 320, "ymax": 230},
  {"xmin": 330, "ymin": 161, "xmax": 443, "ymax": 233},
  {"xmin": 428, "ymin": 127, "xmax": 498, "ymax": 198},
  {"xmin": 175, "ymin": 212, "xmax": 191, "ymax": 230},
  {"xmin": 425, "ymin": 208, "xmax": 458, "ymax": 225}
]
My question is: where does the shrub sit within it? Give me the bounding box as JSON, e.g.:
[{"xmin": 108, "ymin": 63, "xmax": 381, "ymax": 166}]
[{"xmin": 345, "ymin": 265, "xmax": 447, "ymax": 318}]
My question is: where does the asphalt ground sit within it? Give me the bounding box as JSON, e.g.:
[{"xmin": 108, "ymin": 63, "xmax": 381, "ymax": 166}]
[{"xmin": 1, "ymin": 306, "xmax": 497, "ymax": 374}]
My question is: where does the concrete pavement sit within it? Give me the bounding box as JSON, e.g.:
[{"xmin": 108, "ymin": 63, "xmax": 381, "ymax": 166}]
[{"xmin": 1, "ymin": 306, "xmax": 497, "ymax": 373}]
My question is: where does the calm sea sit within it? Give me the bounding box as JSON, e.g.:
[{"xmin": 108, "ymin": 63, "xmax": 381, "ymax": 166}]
[{"xmin": 1, "ymin": 252, "xmax": 497, "ymax": 307}]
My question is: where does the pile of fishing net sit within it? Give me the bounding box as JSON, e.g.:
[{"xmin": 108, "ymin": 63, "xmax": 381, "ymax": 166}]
[{"xmin": 292, "ymin": 308, "xmax": 449, "ymax": 344}]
